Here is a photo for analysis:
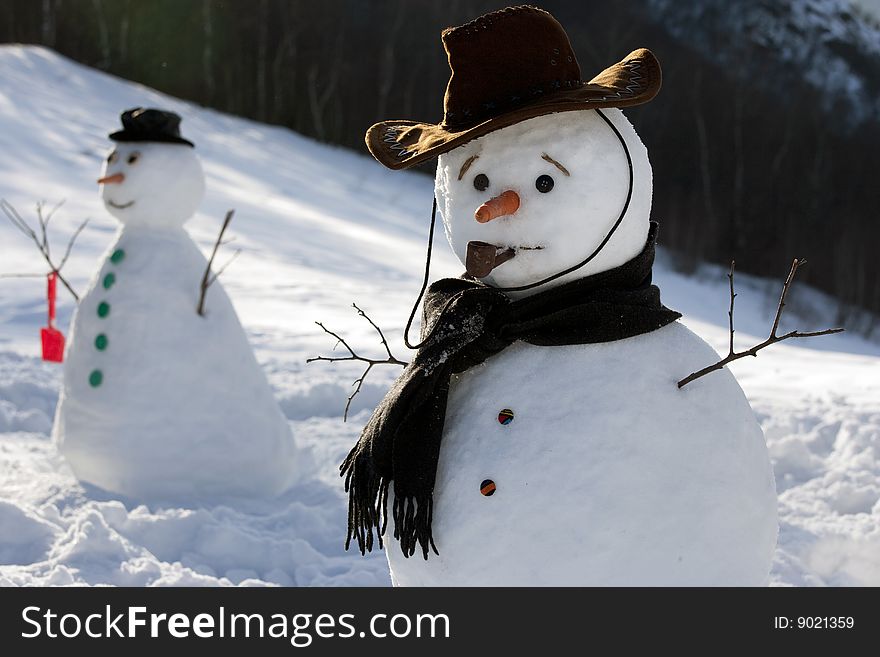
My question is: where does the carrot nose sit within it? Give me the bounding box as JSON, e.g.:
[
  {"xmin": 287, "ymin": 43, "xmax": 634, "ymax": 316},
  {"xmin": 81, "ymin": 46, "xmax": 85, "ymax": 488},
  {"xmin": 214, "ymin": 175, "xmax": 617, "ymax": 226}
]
[
  {"xmin": 475, "ymin": 190, "xmax": 520, "ymax": 223},
  {"xmin": 97, "ymin": 172, "xmax": 125, "ymax": 184}
]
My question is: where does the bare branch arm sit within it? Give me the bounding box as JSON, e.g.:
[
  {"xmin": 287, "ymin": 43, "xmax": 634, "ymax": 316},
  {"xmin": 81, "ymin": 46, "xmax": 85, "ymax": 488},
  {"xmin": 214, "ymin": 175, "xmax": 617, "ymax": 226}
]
[
  {"xmin": 770, "ymin": 258, "xmax": 803, "ymax": 338},
  {"xmin": 48, "ymin": 268, "xmax": 78, "ymax": 302},
  {"xmin": 197, "ymin": 209, "xmax": 235, "ymax": 316},
  {"xmin": 1, "ymin": 199, "xmax": 39, "ymax": 242},
  {"xmin": 58, "ymin": 218, "xmax": 90, "ymax": 270},
  {"xmin": 43, "ymin": 199, "xmax": 65, "ymax": 227},
  {"xmin": 207, "ymin": 249, "xmax": 242, "ymax": 287},
  {"xmin": 37, "ymin": 202, "xmax": 50, "ymax": 257},
  {"xmin": 307, "ymin": 305, "xmax": 407, "ymax": 420},
  {"xmin": 677, "ymin": 259, "xmax": 843, "ymax": 388},
  {"xmin": 1, "ymin": 199, "xmax": 80, "ymax": 301},
  {"xmin": 352, "ymin": 302, "xmax": 406, "ymax": 365}
]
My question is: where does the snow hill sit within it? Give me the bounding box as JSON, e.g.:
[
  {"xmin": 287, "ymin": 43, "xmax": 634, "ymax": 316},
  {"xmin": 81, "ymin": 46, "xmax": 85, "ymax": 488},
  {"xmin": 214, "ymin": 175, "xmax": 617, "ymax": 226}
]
[{"xmin": 1, "ymin": 46, "xmax": 878, "ymax": 586}]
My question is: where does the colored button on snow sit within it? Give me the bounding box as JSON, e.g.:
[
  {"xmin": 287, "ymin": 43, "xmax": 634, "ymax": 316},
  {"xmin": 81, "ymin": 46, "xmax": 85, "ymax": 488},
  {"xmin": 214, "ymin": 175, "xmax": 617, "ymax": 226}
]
[
  {"xmin": 110, "ymin": 248, "xmax": 125, "ymax": 264},
  {"xmin": 97, "ymin": 301, "xmax": 110, "ymax": 318},
  {"xmin": 94, "ymin": 334, "xmax": 108, "ymax": 351},
  {"xmin": 498, "ymin": 408, "xmax": 514, "ymax": 425},
  {"xmin": 480, "ymin": 479, "xmax": 496, "ymax": 496},
  {"xmin": 88, "ymin": 370, "xmax": 103, "ymax": 387},
  {"xmin": 102, "ymin": 272, "xmax": 116, "ymax": 289}
]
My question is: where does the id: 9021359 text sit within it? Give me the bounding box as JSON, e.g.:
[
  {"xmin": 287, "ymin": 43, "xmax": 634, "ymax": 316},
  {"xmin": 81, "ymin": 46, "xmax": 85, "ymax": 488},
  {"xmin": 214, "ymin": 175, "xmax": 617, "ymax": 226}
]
[{"xmin": 774, "ymin": 616, "xmax": 854, "ymax": 629}]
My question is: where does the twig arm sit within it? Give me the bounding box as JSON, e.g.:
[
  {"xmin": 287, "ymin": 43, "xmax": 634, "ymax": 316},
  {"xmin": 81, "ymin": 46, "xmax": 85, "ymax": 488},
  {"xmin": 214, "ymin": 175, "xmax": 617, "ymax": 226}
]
[
  {"xmin": 58, "ymin": 218, "xmax": 90, "ymax": 270},
  {"xmin": 197, "ymin": 209, "xmax": 235, "ymax": 316},
  {"xmin": 1, "ymin": 199, "xmax": 81, "ymax": 302},
  {"xmin": 207, "ymin": 249, "xmax": 242, "ymax": 286},
  {"xmin": 770, "ymin": 258, "xmax": 803, "ymax": 338},
  {"xmin": 307, "ymin": 306, "xmax": 407, "ymax": 420},
  {"xmin": 677, "ymin": 258, "xmax": 843, "ymax": 389},
  {"xmin": 352, "ymin": 303, "xmax": 406, "ymax": 365},
  {"xmin": 51, "ymin": 268, "xmax": 79, "ymax": 302}
]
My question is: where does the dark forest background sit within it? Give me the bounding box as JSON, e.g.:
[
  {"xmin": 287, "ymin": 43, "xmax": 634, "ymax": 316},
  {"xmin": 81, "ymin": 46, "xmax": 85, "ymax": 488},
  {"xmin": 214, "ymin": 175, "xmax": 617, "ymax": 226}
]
[{"xmin": 2, "ymin": 0, "xmax": 878, "ymax": 321}]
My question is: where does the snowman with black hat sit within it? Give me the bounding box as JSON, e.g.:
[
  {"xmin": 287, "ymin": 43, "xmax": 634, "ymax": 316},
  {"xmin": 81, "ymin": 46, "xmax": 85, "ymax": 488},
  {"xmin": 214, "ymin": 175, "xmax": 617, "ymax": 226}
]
[
  {"xmin": 340, "ymin": 6, "xmax": 778, "ymax": 585},
  {"xmin": 53, "ymin": 108, "xmax": 300, "ymax": 502}
]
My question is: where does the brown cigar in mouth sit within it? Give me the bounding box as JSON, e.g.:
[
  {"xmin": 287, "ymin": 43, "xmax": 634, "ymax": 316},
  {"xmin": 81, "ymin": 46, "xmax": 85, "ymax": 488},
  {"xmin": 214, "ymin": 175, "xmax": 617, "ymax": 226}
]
[{"xmin": 465, "ymin": 241, "xmax": 516, "ymax": 278}]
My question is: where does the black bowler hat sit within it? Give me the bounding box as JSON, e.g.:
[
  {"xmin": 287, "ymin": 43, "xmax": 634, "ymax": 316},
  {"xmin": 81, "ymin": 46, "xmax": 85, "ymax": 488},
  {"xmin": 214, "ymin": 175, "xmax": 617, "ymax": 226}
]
[{"xmin": 109, "ymin": 108, "xmax": 194, "ymax": 147}]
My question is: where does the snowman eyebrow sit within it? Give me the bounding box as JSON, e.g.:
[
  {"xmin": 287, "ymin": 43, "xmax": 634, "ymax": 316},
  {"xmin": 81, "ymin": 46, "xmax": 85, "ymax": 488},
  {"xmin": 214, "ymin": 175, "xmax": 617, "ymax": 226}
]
[
  {"xmin": 458, "ymin": 154, "xmax": 479, "ymax": 180},
  {"xmin": 541, "ymin": 153, "xmax": 570, "ymax": 176}
]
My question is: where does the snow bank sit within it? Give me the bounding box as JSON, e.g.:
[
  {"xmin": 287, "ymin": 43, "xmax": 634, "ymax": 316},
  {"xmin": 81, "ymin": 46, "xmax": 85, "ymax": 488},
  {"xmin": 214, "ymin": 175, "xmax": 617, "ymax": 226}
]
[{"xmin": 1, "ymin": 45, "xmax": 878, "ymax": 586}]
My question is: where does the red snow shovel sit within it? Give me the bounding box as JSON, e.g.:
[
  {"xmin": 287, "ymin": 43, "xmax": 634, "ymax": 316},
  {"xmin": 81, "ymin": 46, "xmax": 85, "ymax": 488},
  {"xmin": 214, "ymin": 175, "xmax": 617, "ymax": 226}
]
[{"xmin": 40, "ymin": 272, "xmax": 65, "ymax": 363}]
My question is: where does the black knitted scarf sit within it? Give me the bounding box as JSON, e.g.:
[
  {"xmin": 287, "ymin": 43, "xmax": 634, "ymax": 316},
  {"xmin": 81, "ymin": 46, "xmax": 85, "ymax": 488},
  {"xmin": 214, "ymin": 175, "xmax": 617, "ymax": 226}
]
[{"xmin": 340, "ymin": 222, "xmax": 680, "ymax": 559}]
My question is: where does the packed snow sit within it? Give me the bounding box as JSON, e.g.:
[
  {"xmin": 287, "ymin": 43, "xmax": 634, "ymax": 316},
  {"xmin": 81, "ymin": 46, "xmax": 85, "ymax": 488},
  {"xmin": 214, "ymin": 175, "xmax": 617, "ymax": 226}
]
[
  {"xmin": 1, "ymin": 46, "xmax": 878, "ymax": 586},
  {"xmin": 389, "ymin": 108, "xmax": 776, "ymax": 585},
  {"xmin": 56, "ymin": 137, "xmax": 301, "ymax": 502},
  {"xmin": 389, "ymin": 324, "xmax": 778, "ymax": 586}
]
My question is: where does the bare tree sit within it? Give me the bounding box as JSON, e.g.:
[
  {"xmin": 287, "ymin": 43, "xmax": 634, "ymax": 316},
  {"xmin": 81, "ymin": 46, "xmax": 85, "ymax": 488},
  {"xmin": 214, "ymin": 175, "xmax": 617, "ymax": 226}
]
[
  {"xmin": 376, "ymin": 0, "xmax": 406, "ymax": 119},
  {"xmin": 90, "ymin": 0, "xmax": 111, "ymax": 69},
  {"xmin": 256, "ymin": 0, "xmax": 269, "ymax": 121},
  {"xmin": 307, "ymin": 29, "xmax": 344, "ymax": 141},
  {"xmin": 692, "ymin": 68, "xmax": 716, "ymax": 227},
  {"xmin": 116, "ymin": 0, "xmax": 131, "ymax": 66},
  {"xmin": 6, "ymin": 1, "xmax": 880, "ymax": 321},
  {"xmin": 732, "ymin": 77, "xmax": 746, "ymax": 252},
  {"xmin": 271, "ymin": 8, "xmax": 299, "ymax": 123},
  {"xmin": 770, "ymin": 118, "xmax": 793, "ymax": 179},
  {"xmin": 202, "ymin": 0, "xmax": 215, "ymax": 103},
  {"xmin": 41, "ymin": 0, "xmax": 57, "ymax": 47}
]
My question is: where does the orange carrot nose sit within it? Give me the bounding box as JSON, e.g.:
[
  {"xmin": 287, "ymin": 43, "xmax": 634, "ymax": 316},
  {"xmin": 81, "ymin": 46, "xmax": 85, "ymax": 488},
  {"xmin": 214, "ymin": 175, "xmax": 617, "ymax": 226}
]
[
  {"xmin": 475, "ymin": 190, "xmax": 520, "ymax": 223},
  {"xmin": 97, "ymin": 172, "xmax": 125, "ymax": 184}
]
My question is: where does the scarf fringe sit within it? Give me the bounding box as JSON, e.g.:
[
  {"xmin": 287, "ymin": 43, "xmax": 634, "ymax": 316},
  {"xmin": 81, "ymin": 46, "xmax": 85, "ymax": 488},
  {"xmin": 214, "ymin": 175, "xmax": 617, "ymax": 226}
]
[{"xmin": 340, "ymin": 445, "xmax": 438, "ymax": 560}]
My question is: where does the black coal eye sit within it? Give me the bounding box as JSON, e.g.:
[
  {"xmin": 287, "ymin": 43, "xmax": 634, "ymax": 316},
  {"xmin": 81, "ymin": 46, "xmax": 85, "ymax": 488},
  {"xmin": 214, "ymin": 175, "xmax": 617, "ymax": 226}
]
[
  {"xmin": 473, "ymin": 173, "xmax": 489, "ymax": 192},
  {"xmin": 107, "ymin": 151, "xmax": 118, "ymax": 163},
  {"xmin": 535, "ymin": 174, "xmax": 554, "ymax": 193},
  {"xmin": 127, "ymin": 152, "xmax": 140, "ymax": 165}
]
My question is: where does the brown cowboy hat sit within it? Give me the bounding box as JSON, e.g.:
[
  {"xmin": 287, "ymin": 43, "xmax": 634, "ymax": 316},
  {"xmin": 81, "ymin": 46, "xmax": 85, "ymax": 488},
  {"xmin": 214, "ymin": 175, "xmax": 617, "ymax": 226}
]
[{"xmin": 366, "ymin": 5, "xmax": 661, "ymax": 170}]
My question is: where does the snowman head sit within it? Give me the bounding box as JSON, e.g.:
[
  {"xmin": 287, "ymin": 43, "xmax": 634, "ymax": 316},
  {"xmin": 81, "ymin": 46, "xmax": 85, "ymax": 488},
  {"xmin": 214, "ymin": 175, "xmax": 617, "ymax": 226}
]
[
  {"xmin": 99, "ymin": 108, "xmax": 204, "ymax": 228},
  {"xmin": 363, "ymin": 7, "xmax": 662, "ymax": 296},
  {"xmin": 435, "ymin": 108, "xmax": 652, "ymax": 294}
]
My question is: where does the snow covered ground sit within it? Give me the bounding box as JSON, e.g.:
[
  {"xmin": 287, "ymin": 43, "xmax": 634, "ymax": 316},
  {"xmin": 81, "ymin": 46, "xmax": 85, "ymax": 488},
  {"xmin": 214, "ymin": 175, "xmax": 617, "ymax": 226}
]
[{"xmin": 0, "ymin": 46, "xmax": 877, "ymax": 586}]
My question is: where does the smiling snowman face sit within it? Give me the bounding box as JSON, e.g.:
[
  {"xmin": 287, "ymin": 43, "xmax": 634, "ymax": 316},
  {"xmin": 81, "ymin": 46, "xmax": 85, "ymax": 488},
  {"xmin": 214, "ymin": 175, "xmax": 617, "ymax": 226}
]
[
  {"xmin": 435, "ymin": 108, "xmax": 653, "ymax": 294},
  {"xmin": 98, "ymin": 141, "xmax": 205, "ymax": 228}
]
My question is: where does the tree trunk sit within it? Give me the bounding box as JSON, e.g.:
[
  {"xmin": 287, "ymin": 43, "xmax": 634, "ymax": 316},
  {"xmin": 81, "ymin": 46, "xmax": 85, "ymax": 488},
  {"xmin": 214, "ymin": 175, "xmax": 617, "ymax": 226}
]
[
  {"xmin": 376, "ymin": 0, "xmax": 405, "ymax": 119},
  {"xmin": 41, "ymin": 0, "xmax": 56, "ymax": 47},
  {"xmin": 91, "ymin": 0, "xmax": 112, "ymax": 70},
  {"xmin": 202, "ymin": 0, "xmax": 215, "ymax": 103},
  {"xmin": 692, "ymin": 68, "xmax": 716, "ymax": 227},
  {"xmin": 256, "ymin": 0, "xmax": 269, "ymax": 121}
]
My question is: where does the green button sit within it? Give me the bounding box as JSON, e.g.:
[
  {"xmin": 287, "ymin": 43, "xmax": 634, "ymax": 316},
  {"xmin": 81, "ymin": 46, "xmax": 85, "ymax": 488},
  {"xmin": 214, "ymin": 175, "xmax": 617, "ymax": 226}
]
[
  {"xmin": 110, "ymin": 248, "xmax": 126, "ymax": 264},
  {"xmin": 102, "ymin": 272, "xmax": 116, "ymax": 289},
  {"xmin": 88, "ymin": 370, "xmax": 103, "ymax": 387},
  {"xmin": 97, "ymin": 301, "xmax": 110, "ymax": 318},
  {"xmin": 94, "ymin": 334, "xmax": 108, "ymax": 351}
]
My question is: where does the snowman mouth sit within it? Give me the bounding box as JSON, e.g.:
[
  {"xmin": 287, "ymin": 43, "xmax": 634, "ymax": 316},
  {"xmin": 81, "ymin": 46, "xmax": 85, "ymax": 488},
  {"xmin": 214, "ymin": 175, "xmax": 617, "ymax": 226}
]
[
  {"xmin": 108, "ymin": 200, "xmax": 135, "ymax": 209},
  {"xmin": 465, "ymin": 241, "xmax": 544, "ymax": 278}
]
